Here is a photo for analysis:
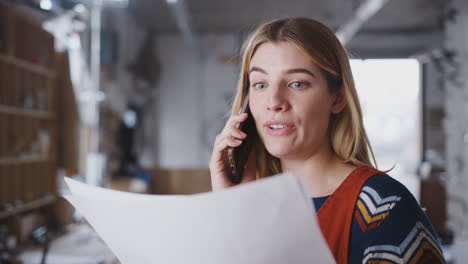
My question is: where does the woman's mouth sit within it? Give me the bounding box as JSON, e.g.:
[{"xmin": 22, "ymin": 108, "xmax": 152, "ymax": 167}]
[{"xmin": 264, "ymin": 121, "xmax": 295, "ymax": 136}]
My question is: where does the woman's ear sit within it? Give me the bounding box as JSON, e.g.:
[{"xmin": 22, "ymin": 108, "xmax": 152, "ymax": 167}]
[{"xmin": 331, "ymin": 88, "xmax": 347, "ymax": 114}]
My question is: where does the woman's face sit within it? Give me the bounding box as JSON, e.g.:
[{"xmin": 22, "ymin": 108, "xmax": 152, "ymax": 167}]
[{"xmin": 248, "ymin": 41, "xmax": 340, "ymax": 160}]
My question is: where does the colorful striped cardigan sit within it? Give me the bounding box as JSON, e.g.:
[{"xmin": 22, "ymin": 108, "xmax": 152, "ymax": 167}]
[{"xmin": 312, "ymin": 166, "xmax": 445, "ymax": 264}]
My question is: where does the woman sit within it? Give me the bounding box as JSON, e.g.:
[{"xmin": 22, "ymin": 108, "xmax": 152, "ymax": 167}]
[{"xmin": 209, "ymin": 17, "xmax": 445, "ymax": 264}]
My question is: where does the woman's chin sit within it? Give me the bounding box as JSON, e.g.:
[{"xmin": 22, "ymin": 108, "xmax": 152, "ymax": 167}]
[{"xmin": 265, "ymin": 144, "xmax": 294, "ymax": 158}]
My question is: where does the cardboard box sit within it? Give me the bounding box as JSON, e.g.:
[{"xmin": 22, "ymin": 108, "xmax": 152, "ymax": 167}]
[
  {"xmin": 151, "ymin": 168, "xmax": 211, "ymax": 195},
  {"xmin": 52, "ymin": 196, "xmax": 74, "ymax": 226}
]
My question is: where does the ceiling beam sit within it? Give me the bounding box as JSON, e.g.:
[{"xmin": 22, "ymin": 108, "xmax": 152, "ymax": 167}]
[
  {"xmin": 347, "ymin": 30, "xmax": 443, "ymax": 58},
  {"xmin": 166, "ymin": 0, "xmax": 202, "ymax": 61},
  {"xmin": 336, "ymin": 0, "xmax": 392, "ymax": 45}
]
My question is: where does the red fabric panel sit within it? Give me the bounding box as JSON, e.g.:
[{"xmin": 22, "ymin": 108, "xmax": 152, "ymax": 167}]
[{"xmin": 317, "ymin": 166, "xmax": 381, "ymax": 264}]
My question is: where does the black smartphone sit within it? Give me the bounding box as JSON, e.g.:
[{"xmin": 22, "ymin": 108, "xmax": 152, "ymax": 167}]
[{"xmin": 224, "ymin": 94, "xmax": 257, "ymax": 184}]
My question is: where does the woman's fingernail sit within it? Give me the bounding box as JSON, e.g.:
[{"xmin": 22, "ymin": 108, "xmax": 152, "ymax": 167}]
[{"xmin": 236, "ymin": 140, "xmax": 242, "ymax": 144}]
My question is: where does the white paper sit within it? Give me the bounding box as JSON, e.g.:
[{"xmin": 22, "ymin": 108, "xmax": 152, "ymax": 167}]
[{"xmin": 64, "ymin": 174, "xmax": 335, "ymax": 264}]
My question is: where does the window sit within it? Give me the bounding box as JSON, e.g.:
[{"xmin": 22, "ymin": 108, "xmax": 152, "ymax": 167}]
[{"xmin": 351, "ymin": 59, "xmax": 421, "ymax": 198}]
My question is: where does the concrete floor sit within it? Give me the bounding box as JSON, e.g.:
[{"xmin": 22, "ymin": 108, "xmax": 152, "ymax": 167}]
[{"xmin": 20, "ymin": 223, "xmax": 119, "ymax": 264}]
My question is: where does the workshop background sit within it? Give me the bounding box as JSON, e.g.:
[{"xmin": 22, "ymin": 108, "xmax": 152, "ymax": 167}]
[{"xmin": 0, "ymin": 0, "xmax": 467, "ymax": 263}]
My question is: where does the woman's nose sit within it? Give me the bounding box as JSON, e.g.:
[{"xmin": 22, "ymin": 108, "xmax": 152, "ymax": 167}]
[{"xmin": 266, "ymin": 86, "xmax": 289, "ymax": 112}]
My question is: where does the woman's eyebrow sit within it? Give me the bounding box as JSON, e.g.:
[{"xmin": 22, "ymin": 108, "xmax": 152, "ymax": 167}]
[
  {"xmin": 249, "ymin": 67, "xmax": 317, "ymax": 79},
  {"xmin": 284, "ymin": 68, "xmax": 316, "ymax": 78},
  {"xmin": 249, "ymin": 66, "xmax": 267, "ymax": 75}
]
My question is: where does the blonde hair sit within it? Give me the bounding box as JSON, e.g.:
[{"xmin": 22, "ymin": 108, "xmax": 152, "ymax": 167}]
[{"xmin": 231, "ymin": 17, "xmax": 379, "ymax": 178}]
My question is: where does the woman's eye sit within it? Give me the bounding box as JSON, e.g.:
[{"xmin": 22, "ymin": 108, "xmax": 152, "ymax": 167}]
[
  {"xmin": 254, "ymin": 83, "xmax": 266, "ymax": 89},
  {"xmin": 291, "ymin": 81, "xmax": 308, "ymax": 89}
]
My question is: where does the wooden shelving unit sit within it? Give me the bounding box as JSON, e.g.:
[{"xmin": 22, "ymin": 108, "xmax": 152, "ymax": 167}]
[
  {"xmin": 0, "ymin": 0, "xmax": 58, "ymax": 223},
  {"xmin": 0, "ymin": 53, "xmax": 54, "ymax": 77},
  {"xmin": 0, "ymin": 194, "xmax": 56, "ymax": 219},
  {"xmin": 0, "ymin": 156, "xmax": 49, "ymax": 165},
  {"xmin": 0, "ymin": 105, "xmax": 54, "ymax": 119}
]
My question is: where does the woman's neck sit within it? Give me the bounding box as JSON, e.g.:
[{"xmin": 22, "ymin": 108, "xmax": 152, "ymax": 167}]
[{"xmin": 280, "ymin": 145, "xmax": 356, "ymax": 197}]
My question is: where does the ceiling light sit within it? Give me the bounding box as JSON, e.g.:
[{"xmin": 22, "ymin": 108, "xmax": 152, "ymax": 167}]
[
  {"xmin": 101, "ymin": 0, "xmax": 128, "ymax": 8},
  {"xmin": 40, "ymin": 0, "xmax": 52, "ymax": 10},
  {"xmin": 73, "ymin": 3, "xmax": 87, "ymax": 14},
  {"xmin": 104, "ymin": 0, "xmax": 128, "ymax": 3}
]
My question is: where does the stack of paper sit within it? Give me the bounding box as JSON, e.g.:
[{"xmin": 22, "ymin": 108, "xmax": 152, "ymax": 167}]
[{"xmin": 64, "ymin": 173, "xmax": 334, "ymax": 264}]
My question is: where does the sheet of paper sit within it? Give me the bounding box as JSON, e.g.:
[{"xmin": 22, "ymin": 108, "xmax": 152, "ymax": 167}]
[{"xmin": 64, "ymin": 174, "xmax": 335, "ymax": 264}]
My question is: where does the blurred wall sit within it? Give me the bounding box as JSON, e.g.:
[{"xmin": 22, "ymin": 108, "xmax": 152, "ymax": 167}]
[
  {"xmin": 423, "ymin": 62, "xmax": 445, "ymax": 162},
  {"xmin": 444, "ymin": 0, "xmax": 468, "ymax": 260},
  {"xmin": 154, "ymin": 33, "xmax": 238, "ymax": 168},
  {"xmin": 104, "ymin": 9, "xmax": 239, "ymax": 169}
]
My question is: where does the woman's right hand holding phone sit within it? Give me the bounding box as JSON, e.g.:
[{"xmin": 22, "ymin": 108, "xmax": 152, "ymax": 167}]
[{"xmin": 209, "ymin": 113, "xmax": 257, "ymax": 191}]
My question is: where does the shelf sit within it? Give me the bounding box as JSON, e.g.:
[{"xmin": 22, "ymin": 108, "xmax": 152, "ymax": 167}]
[
  {"xmin": 0, "ymin": 105, "xmax": 54, "ymax": 119},
  {"xmin": 0, "ymin": 1, "xmax": 59, "ymax": 244},
  {"xmin": 0, "ymin": 194, "xmax": 56, "ymax": 220},
  {"xmin": 0, "ymin": 156, "xmax": 49, "ymax": 165},
  {"xmin": 0, "ymin": 54, "xmax": 54, "ymax": 77}
]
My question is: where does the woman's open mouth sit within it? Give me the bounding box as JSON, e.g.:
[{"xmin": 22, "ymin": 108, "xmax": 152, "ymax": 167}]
[{"xmin": 264, "ymin": 121, "xmax": 295, "ymax": 136}]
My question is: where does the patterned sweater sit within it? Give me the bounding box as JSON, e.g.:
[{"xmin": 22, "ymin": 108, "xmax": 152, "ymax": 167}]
[{"xmin": 312, "ymin": 174, "xmax": 445, "ymax": 264}]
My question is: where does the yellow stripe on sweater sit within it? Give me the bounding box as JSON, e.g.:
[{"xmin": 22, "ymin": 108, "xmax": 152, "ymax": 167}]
[{"xmin": 357, "ymin": 200, "xmax": 390, "ymax": 224}]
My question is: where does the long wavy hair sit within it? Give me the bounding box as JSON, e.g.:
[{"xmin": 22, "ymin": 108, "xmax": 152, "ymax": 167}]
[{"xmin": 231, "ymin": 17, "xmax": 379, "ymax": 178}]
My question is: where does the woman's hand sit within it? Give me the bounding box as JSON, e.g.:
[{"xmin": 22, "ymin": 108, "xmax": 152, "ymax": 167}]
[{"xmin": 209, "ymin": 113, "xmax": 257, "ymax": 191}]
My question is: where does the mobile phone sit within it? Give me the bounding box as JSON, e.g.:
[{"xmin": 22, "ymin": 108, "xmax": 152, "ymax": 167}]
[{"xmin": 224, "ymin": 94, "xmax": 257, "ymax": 184}]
